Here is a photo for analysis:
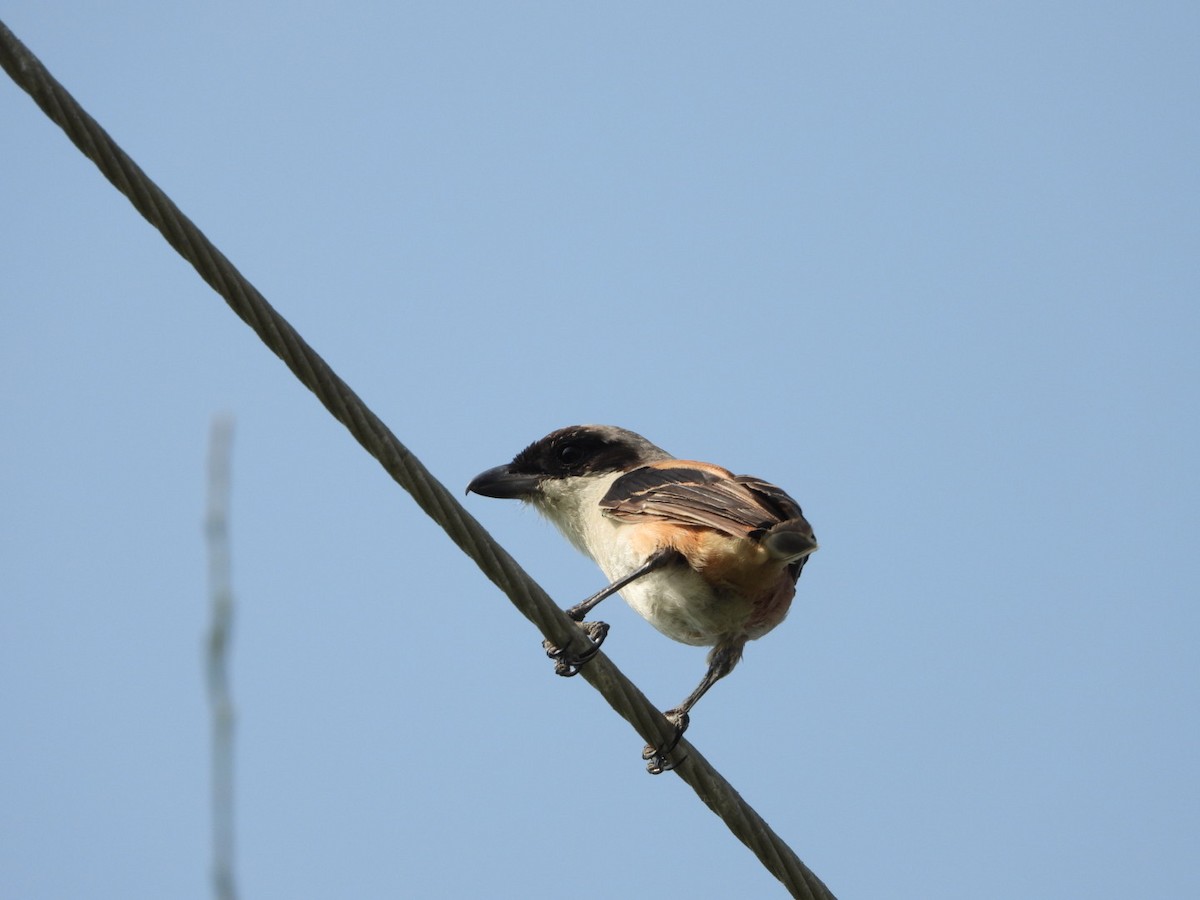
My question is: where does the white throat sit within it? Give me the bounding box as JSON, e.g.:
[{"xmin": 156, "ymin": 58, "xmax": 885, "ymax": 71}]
[{"xmin": 528, "ymin": 471, "xmax": 625, "ymax": 569}]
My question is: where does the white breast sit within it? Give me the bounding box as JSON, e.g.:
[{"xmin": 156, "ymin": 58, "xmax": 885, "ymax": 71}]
[{"xmin": 531, "ymin": 473, "xmax": 739, "ymax": 647}]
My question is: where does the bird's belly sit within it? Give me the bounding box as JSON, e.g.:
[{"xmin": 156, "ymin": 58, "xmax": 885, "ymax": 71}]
[
  {"xmin": 583, "ymin": 516, "xmax": 794, "ymax": 647},
  {"xmin": 617, "ymin": 569, "xmax": 748, "ymax": 646}
]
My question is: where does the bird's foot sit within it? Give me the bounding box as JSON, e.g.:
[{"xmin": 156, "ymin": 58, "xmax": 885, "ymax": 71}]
[
  {"xmin": 542, "ymin": 620, "xmax": 609, "ymax": 677},
  {"xmin": 642, "ymin": 709, "xmax": 690, "ymax": 774}
]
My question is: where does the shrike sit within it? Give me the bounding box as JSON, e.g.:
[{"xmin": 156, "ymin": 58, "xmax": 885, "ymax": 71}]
[{"xmin": 467, "ymin": 424, "xmax": 817, "ymax": 773}]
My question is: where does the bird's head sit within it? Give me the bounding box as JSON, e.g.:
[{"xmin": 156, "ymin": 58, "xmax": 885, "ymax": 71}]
[{"xmin": 466, "ymin": 425, "xmax": 671, "ymax": 501}]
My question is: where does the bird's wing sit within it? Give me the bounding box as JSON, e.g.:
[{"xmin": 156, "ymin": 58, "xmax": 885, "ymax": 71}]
[{"xmin": 599, "ymin": 462, "xmax": 804, "ymax": 539}]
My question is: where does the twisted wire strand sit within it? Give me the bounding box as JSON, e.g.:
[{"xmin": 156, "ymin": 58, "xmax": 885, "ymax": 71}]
[{"xmin": 1, "ymin": 20, "xmax": 835, "ymax": 899}]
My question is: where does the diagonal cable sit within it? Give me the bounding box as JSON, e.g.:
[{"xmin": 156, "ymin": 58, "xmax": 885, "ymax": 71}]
[{"xmin": 0, "ymin": 20, "xmax": 836, "ymax": 899}]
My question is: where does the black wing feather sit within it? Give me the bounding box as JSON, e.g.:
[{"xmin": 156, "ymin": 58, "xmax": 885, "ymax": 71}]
[{"xmin": 600, "ymin": 465, "xmax": 804, "ymax": 538}]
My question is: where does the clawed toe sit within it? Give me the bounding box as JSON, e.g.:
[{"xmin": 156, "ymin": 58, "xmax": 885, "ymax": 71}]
[
  {"xmin": 642, "ymin": 709, "xmax": 690, "ymax": 774},
  {"xmin": 644, "ymin": 751, "xmax": 687, "ymax": 775},
  {"xmin": 542, "ymin": 620, "xmax": 609, "ymax": 676}
]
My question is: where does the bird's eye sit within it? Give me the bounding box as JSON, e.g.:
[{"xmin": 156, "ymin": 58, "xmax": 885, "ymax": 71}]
[{"xmin": 558, "ymin": 443, "xmax": 584, "ymax": 465}]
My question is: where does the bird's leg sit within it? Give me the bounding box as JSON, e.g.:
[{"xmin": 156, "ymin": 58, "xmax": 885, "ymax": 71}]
[
  {"xmin": 644, "ymin": 639, "xmax": 746, "ymax": 774},
  {"xmin": 543, "ymin": 549, "xmax": 680, "ymax": 677},
  {"xmin": 565, "ymin": 548, "xmax": 681, "ymax": 622}
]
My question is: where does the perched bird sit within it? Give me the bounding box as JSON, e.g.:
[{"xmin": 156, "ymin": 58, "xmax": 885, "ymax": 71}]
[{"xmin": 466, "ymin": 425, "xmax": 817, "ymax": 773}]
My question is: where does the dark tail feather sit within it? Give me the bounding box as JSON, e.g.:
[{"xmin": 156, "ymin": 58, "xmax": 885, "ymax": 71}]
[{"xmin": 762, "ymin": 518, "xmax": 818, "ymax": 562}]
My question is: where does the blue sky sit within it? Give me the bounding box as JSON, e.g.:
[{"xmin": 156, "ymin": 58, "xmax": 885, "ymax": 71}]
[{"xmin": 2, "ymin": 3, "xmax": 1197, "ymax": 897}]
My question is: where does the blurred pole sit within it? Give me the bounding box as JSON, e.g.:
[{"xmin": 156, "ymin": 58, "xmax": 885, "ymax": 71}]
[{"xmin": 205, "ymin": 416, "xmax": 238, "ymax": 900}]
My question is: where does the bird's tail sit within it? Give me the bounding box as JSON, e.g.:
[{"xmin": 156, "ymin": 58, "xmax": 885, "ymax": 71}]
[{"xmin": 761, "ymin": 518, "xmax": 818, "ymax": 562}]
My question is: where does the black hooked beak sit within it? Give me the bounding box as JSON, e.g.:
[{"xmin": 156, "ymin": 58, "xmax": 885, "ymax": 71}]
[{"xmin": 465, "ymin": 464, "xmax": 541, "ymax": 499}]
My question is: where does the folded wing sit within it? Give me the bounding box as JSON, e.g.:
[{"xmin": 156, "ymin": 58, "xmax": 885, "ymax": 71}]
[{"xmin": 599, "ymin": 462, "xmax": 807, "ymax": 539}]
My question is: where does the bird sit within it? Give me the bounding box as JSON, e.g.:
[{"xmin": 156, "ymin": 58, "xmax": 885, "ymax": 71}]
[{"xmin": 466, "ymin": 424, "xmax": 817, "ymax": 773}]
